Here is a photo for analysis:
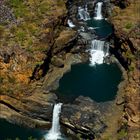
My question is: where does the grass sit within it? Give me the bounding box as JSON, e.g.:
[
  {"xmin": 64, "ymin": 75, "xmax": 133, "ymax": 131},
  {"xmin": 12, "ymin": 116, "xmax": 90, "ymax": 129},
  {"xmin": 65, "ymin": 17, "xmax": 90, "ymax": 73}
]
[
  {"xmin": 16, "ymin": 30, "xmax": 26, "ymax": 42},
  {"xmin": 38, "ymin": 3, "xmax": 51, "ymax": 15},
  {"xmin": 7, "ymin": 0, "xmax": 29, "ymax": 18},
  {"xmin": 0, "ymin": 25, "xmax": 5, "ymax": 38},
  {"xmin": 0, "ymin": 0, "xmax": 67, "ymax": 96},
  {"xmin": 2, "ymin": 1, "xmax": 43, "ymax": 49},
  {"xmin": 112, "ymin": 0, "xmax": 139, "ymax": 33},
  {"xmin": 4, "ymin": 0, "xmax": 65, "ymax": 41},
  {"xmin": 1, "ymin": 0, "xmax": 66, "ymax": 52},
  {"xmin": 8, "ymin": 0, "xmax": 23, "ymax": 7}
]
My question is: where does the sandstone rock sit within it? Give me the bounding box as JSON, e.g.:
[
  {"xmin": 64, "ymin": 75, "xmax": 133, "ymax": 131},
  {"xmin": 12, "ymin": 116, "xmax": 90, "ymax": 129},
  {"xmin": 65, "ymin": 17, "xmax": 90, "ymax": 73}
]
[
  {"xmin": 111, "ymin": 0, "xmax": 130, "ymax": 9},
  {"xmin": 51, "ymin": 56, "xmax": 64, "ymax": 68},
  {"xmin": 109, "ymin": 0, "xmax": 140, "ymax": 138},
  {"xmin": 61, "ymin": 96, "xmax": 107, "ymax": 139},
  {"xmin": 116, "ymin": 96, "xmax": 125, "ymax": 105},
  {"xmin": 0, "ymin": 92, "xmax": 55, "ymax": 122},
  {"xmin": 53, "ymin": 30, "xmax": 78, "ymax": 54}
]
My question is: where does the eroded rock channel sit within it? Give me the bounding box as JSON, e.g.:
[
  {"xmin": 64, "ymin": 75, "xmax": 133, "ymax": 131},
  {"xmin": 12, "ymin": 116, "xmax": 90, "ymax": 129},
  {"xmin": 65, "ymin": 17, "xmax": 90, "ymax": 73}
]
[{"xmin": 0, "ymin": 0, "xmax": 139, "ymax": 140}]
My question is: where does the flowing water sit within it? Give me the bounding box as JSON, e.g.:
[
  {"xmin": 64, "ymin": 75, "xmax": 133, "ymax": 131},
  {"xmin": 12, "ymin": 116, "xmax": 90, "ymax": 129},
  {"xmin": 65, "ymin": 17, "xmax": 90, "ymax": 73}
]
[
  {"xmin": 0, "ymin": 104, "xmax": 63, "ymax": 140},
  {"xmin": 87, "ymin": 19, "xmax": 113, "ymax": 38},
  {"xmin": 45, "ymin": 103, "xmax": 63, "ymax": 140},
  {"xmin": 57, "ymin": 5, "xmax": 120, "ymax": 103},
  {"xmin": 78, "ymin": 5, "xmax": 90, "ymax": 21},
  {"xmin": 90, "ymin": 40, "xmax": 109, "ymax": 66},
  {"xmin": 94, "ymin": 2, "xmax": 103, "ymax": 20}
]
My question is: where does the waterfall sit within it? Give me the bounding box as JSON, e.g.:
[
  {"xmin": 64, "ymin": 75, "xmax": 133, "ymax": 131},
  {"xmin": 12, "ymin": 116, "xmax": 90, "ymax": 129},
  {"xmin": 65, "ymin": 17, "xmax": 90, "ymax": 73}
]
[
  {"xmin": 45, "ymin": 103, "xmax": 62, "ymax": 140},
  {"xmin": 67, "ymin": 19, "xmax": 75, "ymax": 28},
  {"xmin": 89, "ymin": 40, "xmax": 108, "ymax": 66},
  {"xmin": 78, "ymin": 5, "xmax": 90, "ymax": 21},
  {"xmin": 94, "ymin": 2, "xmax": 103, "ymax": 20}
]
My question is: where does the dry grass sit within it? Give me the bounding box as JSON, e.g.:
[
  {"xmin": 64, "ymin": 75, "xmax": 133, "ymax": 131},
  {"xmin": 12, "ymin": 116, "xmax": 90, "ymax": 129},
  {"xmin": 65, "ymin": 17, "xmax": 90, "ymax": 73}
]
[{"xmin": 112, "ymin": 0, "xmax": 140, "ymax": 33}]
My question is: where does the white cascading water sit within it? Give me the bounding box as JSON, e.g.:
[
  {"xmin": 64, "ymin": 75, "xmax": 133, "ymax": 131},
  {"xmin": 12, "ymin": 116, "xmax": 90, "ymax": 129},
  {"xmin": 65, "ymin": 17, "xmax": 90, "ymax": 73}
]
[
  {"xmin": 67, "ymin": 19, "xmax": 75, "ymax": 28},
  {"xmin": 89, "ymin": 40, "xmax": 108, "ymax": 66},
  {"xmin": 94, "ymin": 2, "xmax": 103, "ymax": 20},
  {"xmin": 45, "ymin": 103, "xmax": 62, "ymax": 140},
  {"xmin": 78, "ymin": 5, "xmax": 90, "ymax": 21}
]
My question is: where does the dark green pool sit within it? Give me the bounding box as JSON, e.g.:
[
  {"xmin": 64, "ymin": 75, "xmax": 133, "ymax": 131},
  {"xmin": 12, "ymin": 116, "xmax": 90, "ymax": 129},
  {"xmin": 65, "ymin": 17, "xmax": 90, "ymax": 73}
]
[
  {"xmin": 0, "ymin": 119, "xmax": 45, "ymax": 140},
  {"xmin": 87, "ymin": 19, "xmax": 113, "ymax": 38},
  {"xmin": 56, "ymin": 63, "xmax": 122, "ymax": 103}
]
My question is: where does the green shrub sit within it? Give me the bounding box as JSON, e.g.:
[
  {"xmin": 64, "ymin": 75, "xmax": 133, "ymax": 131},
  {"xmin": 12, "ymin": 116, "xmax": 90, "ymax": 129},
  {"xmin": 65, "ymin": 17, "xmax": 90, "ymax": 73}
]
[
  {"xmin": 125, "ymin": 22, "xmax": 133, "ymax": 29},
  {"xmin": 128, "ymin": 65, "xmax": 135, "ymax": 71},
  {"xmin": 6, "ymin": 89, "xmax": 13, "ymax": 94},
  {"xmin": 0, "ymin": 77, "xmax": 4, "ymax": 83},
  {"xmin": 117, "ymin": 129, "xmax": 127, "ymax": 139},
  {"xmin": 0, "ymin": 25, "xmax": 5, "ymax": 38},
  {"xmin": 16, "ymin": 30, "xmax": 26, "ymax": 42},
  {"xmin": 38, "ymin": 4, "xmax": 50, "ymax": 14},
  {"xmin": 8, "ymin": 0, "xmax": 23, "ymax": 7},
  {"xmin": 8, "ymin": 76, "xmax": 16, "ymax": 84}
]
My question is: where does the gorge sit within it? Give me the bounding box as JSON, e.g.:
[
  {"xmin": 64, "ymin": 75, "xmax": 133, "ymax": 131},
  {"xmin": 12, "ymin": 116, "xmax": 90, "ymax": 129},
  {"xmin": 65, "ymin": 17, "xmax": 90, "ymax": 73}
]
[{"xmin": 0, "ymin": 0, "xmax": 139, "ymax": 140}]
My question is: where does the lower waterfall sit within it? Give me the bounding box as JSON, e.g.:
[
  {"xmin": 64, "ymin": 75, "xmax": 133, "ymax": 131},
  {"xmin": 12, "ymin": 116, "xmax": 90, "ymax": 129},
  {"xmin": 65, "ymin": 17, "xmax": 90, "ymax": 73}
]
[{"xmin": 45, "ymin": 103, "xmax": 62, "ymax": 140}]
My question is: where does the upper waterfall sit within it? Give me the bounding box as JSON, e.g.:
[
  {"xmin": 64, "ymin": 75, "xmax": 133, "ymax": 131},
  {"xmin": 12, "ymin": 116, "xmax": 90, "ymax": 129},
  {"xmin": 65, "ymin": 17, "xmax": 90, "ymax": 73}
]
[
  {"xmin": 94, "ymin": 2, "xmax": 103, "ymax": 20},
  {"xmin": 78, "ymin": 5, "xmax": 90, "ymax": 21},
  {"xmin": 89, "ymin": 40, "xmax": 108, "ymax": 66},
  {"xmin": 45, "ymin": 103, "xmax": 62, "ymax": 140}
]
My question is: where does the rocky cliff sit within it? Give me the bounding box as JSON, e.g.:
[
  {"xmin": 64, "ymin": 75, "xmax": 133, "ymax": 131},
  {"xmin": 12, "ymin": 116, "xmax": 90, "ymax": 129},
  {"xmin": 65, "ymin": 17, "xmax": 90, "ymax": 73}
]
[
  {"xmin": 0, "ymin": 0, "xmax": 102, "ymax": 139},
  {"xmin": 0, "ymin": 0, "xmax": 139, "ymax": 140},
  {"xmin": 109, "ymin": 0, "xmax": 140, "ymax": 139},
  {"xmin": 0, "ymin": 0, "xmax": 76, "ymax": 129}
]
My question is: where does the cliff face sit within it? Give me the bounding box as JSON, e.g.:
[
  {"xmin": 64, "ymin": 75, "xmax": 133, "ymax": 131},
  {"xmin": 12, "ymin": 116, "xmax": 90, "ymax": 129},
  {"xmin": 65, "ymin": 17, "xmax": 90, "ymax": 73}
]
[
  {"xmin": 109, "ymin": 0, "xmax": 140, "ymax": 139},
  {"xmin": 0, "ymin": 0, "xmax": 73, "ymax": 90},
  {"xmin": 0, "ymin": 0, "xmax": 63, "ymax": 91},
  {"xmin": 0, "ymin": 0, "xmax": 101, "ymax": 139},
  {"xmin": 0, "ymin": 0, "xmax": 78, "ymax": 127},
  {"xmin": 0, "ymin": 0, "xmax": 139, "ymax": 139}
]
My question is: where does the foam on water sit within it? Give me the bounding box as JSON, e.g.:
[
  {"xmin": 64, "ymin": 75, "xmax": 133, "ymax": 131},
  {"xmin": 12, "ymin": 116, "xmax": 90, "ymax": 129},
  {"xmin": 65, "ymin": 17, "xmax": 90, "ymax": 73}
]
[{"xmin": 89, "ymin": 40, "xmax": 108, "ymax": 66}]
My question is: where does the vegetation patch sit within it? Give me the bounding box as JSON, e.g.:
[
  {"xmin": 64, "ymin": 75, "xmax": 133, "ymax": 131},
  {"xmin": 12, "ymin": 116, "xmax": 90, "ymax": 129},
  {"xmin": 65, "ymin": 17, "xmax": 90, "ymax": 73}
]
[
  {"xmin": 125, "ymin": 22, "xmax": 133, "ymax": 29},
  {"xmin": 117, "ymin": 129, "xmax": 127, "ymax": 140}
]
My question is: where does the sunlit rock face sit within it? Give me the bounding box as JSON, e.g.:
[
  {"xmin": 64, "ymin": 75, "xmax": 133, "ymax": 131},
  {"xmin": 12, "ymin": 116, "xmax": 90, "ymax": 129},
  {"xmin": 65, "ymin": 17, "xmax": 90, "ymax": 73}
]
[
  {"xmin": 0, "ymin": 0, "xmax": 76, "ymax": 127},
  {"xmin": 109, "ymin": 0, "xmax": 140, "ymax": 139}
]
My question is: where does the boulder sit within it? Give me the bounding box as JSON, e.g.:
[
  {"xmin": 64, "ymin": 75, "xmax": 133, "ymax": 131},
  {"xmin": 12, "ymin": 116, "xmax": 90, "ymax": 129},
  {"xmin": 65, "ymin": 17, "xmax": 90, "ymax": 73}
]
[
  {"xmin": 51, "ymin": 56, "xmax": 64, "ymax": 68},
  {"xmin": 61, "ymin": 96, "xmax": 107, "ymax": 139},
  {"xmin": 53, "ymin": 30, "xmax": 78, "ymax": 54}
]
